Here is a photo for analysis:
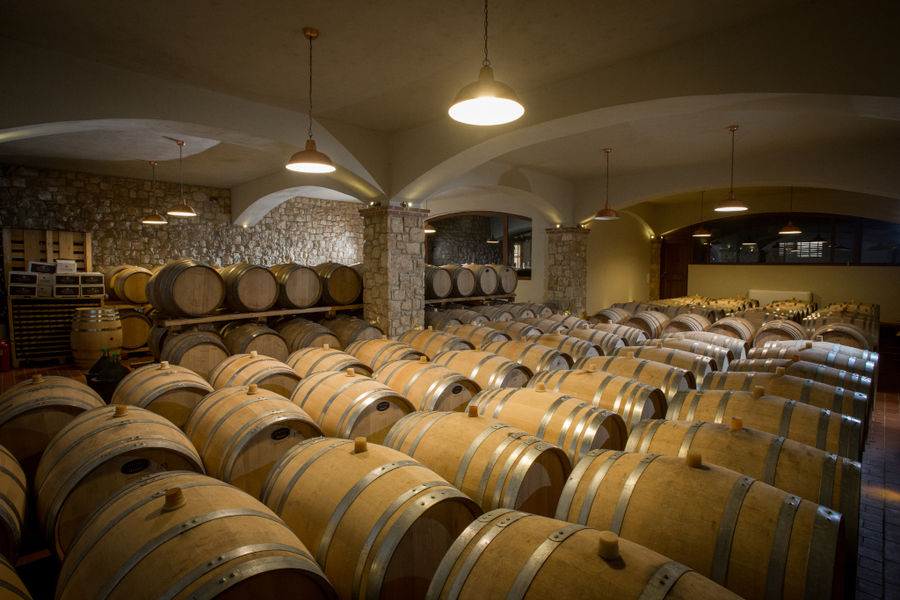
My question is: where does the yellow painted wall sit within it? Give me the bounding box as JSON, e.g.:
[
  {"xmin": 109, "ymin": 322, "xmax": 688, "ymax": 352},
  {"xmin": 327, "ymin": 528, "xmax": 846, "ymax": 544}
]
[
  {"xmin": 586, "ymin": 213, "xmax": 652, "ymax": 314},
  {"xmin": 688, "ymin": 265, "xmax": 900, "ymax": 322}
]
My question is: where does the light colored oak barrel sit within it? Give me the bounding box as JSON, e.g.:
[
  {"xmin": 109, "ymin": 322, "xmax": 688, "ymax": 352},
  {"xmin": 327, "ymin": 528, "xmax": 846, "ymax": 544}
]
[
  {"xmin": 467, "ymin": 264, "xmax": 499, "ymax": 296},
  {"xmin": 70, "ymin": 307, "xmax": 123, "ymax": 370},
  {"xmin": 159, "ymin": 329, "xmax": 228, "ymax": 380},
  {"xmin": 384, "ymin": 410, "xmax": 571, "ymax": 516},
  {"xmin": 427, "ymin": 508, "xmax": 742, "ymax": 600},
  {"xmin": 566, "ymin": 327, "xmax": 625, "ymax": 355},
  {"xmin": 518, "ymin": 302, "xmax": 553, "ymax": 318},
  {"xmin": 483, "ymin": 340, "xmax": 572, "ymax": 373},
  {"xmin": 613, "ymin": 345, "xmax": 715, "ymax": 384},
  {"xmin": 592, "ymin": 306, "xmax": 632, "ymax": 324},
  {"xmin": 270, "ymin": 263, "xmax": 323, "ymax": 308},
  {"xmin": 220, "ymin": 321, "xmax": 289, "ymax": 361},
  {"xmin": 314, "ymin": 262, "xmax": 363, "ymax": 306},
  {"xmin": 623, "ymin": 311, "xmax": 670, "ymax": 339},
  {"xmin": 287, "ymin": 345, "xmax": 373, "ymax": 377},
  {"xmin": 425, "ymin": 265, "xmax": 454, "ymax": 299},
  {"xmin": 468, "ymin": 304, "xmax": 514, "ymax": 322},
  {"xmin": 517, "ymin": 317, "xmax": 568, "ymax": 334},
  {"xmin": 702, "ymin": 368, "xmax": 868, "ymax": 425},
  {"xmin": 107, "ymin": 265, "xmax": 152, "ymax": 304},
  {"xmin": 574, "ymin": 355, "xmax": 694, "ymax": 401},
  {"xmin": 184, "ymin": 384, "xmax": 321, "ymax": 497},
  {"xmin": 667, "ymin": 388, "xmax": 862, "ymax": 462},
  {"xmin": 261, "ymin": 437, "xmax": 480, "ymax": 600},
  {"xmin": 346, "ymin": 337, "xmax": 427, "ymax": 371},
  {"xmin": 661, "ymin": 313, "xmax": 712, "ymax": 334},
  {"xmin": 0, "ymin": 446, "xmax": 25, "ymax": 563},
  {"xmin": 111, "ymin": 361, "xmax": 214, "ymax": 428},
  {"xmin": 276, "ymin": 316, "xmax": 343, "ymax": 351},
  {"xmin": 34, "ymin": 405, "xmax": 204, "ymax": 559},
  {"xmin": 443, "ymin": 309, "xmax": 488, "ymax": 325},
  {"xmin": 145, "ymin": 258, "xmax": 225, "ymax": 317},
  {"xmin": 627, "ymin": 418, "xmax": 860, "ymax": 576},
  {"xmin": 547, "ymin": 313, "xmax": 590, "ymax": 330},
  {"xmin": 555, "ymin": 450, "xmax": 844, "ymax": 600},
  {"xmin": 485, "ymin": 320, "xmax": 542, "ymax": 340},
  {"xmin": 207, "ymin": 351, "xmax": 301, "ymax": 397},
  {"xmin": 752, "ymin": 319, "xmax": 808, "ymax": 348},
  {"xmin": 471, "ymin": 386, "xmax": 627, "ymax": 463},
  {"xmin": 489, "ymin": 264, "xmax": 518, "ymax": 294},
  {"xmin": 443, "ymin": 324, "xmax": 510, "ymax": 348},
  {"xmin": 56, "ymin": 471, "xmax": 335, "ymax": 600},
  {"xmin": 373, "ymin": 358, "xmax": 480, "ymax": 412},
  {"xmin": 147, "ymin": 325, "xmax": 168, "ymax": 360},
  {"xmin": 749, "ymin": 344, "xmax": 877, "ymax": 379},
  {"xmin": 102, "ymin": 264, "xmax": 130, "ymax": 299},
  {"xmin": 399, "ymin": 328, "xmax": 475, "ymax": 359},
  {"xmin": 322, "ymin": 316, "xmax": 383, "ymax": 347},
  {"xmin": 432, "ymin": 349, "xmax": 532, "ymax": 390},
  {"xmin": 652, "ymin": 337, "xmax": 731, "ymax": 370},
  {"xmin": 0, "ymin": 374, "xmax": 105, "ymax": 480},
  {"xmin": 729, "ymin": 357, "xmax": 872, "ymax": 398},
  {"xmin": 117, "ymin": 308, "xmax": 152, "ymax": 350},
  {"xmin": 505, "ymin": 304, "xmax": 536, "ymax": 319},
  {"xmin": 290, "ymin": 370, "xmax": 415, "ymax": 443},
  {"xmin": 811, "ymin": 322, "xmax": 874, "ymax": 351},
  {"xmin": 663, "ymin": 331, "xmax": 748, "ymax": 359},
  {"xmin": 443, "ymin": 265, "xmax": 477, "ymax": 297},
  {"xmin": 424, "ymin": 311, "xmax": 462, "ymax": 330},
  {"xmin": 0, "ymin": 553, "xmax": 31, "ymax": 599},
  {"xmin": 528, "ymin": 369, "xmax": 667, "ymax": 433},
  {"xmin": 535, "ymin": 334, "xmax": 600, "ymax": 363},
  {"xmin": 592, "ymin": 322, "xmax": 648, "ymax": 346},
  {"xmin": 706, "ymin": 316, "xmax": 758, "ymax": 342},
  {"xmin": 219, "ymin": 262, "xmax": 278, "ymax": 312}
]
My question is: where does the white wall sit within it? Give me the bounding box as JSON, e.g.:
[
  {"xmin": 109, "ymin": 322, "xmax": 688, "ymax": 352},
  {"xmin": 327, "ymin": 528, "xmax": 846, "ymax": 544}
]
[{"xmin": 586, "ymin": 213, "xmax": 653, "ymax": 313}]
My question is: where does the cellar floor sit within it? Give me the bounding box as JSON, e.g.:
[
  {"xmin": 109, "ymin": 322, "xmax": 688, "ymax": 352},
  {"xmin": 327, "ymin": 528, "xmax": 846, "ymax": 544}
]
[{"xmin": 0, "ymin": 357, "xmax": 897, "ymax": 600}]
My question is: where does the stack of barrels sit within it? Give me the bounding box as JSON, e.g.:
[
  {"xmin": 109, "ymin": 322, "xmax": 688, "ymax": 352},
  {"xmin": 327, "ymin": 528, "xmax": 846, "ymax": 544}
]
[{"xmin": 426, "ymin": 263, "xmax": 517, "ymax": 299}]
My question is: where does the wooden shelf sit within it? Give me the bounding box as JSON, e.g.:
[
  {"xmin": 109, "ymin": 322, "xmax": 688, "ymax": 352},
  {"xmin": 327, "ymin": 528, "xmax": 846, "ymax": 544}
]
[
  {"xmin": 425, "ymin": 294, "xmax": 515, "ymax": 306},
  {"xmin": 7, "ymin": 297, "xmax": 103, "ymax": 367},
  {"xmin": 157, "ymin": 304, "xmax": 364, "ymax": 327}
]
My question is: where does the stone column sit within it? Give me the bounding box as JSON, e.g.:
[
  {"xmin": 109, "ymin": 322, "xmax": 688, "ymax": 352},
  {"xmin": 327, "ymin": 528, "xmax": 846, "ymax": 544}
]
[
  {"xmin": 544, "ymin": 226, "xmax": 589, "ymax": 315},
  {"xmin": 359, "ymin": 205, "xmax": 427, "ymax": 338},
  {"xmin": 649, "ymin": 237, "xmax": 662, "ymax": 300}
]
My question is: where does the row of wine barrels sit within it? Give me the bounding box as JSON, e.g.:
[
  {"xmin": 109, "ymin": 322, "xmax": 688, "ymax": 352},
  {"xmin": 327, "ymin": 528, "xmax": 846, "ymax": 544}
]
[
  {"xmin": 615, "ymin": 345, "xmax": 716, "ymax": 383},
  {"xmin": 373, "ymin": 357, "xmax": 480, "ymax": 412},
  {"xmin": 575, "ymin": 355, "xmax": 694, "ymax": 401},
  {"xmin": 663, "ymin": 331, "xmax": 748, "ymax": 359},
  {"xmin": 432, "ymin": 349, "xmax": 532, "ymax": 390},
  {"xmin": 729, "ymin": 357, "xmax": 872, "ymax": 397},
  {"xmin": 287, "ymin": 345, "xmax": 372, "ymax": 377},
  {"xmin": 70, "ymin": 307, "xmax": 123, "ymax": 370},
  {"xmin": 346, "ymin": 338, "xmax": 426, "ymax": 371},
  {"xmin": 750, "ymin": 344, "xmax": 876, "ymax": 379}
]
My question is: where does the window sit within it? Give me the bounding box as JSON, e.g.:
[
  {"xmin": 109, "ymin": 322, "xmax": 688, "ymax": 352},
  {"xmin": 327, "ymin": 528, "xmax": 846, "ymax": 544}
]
[{"xmin": 425, "ymin": 212, "xmax": 532, "ymax": 278}]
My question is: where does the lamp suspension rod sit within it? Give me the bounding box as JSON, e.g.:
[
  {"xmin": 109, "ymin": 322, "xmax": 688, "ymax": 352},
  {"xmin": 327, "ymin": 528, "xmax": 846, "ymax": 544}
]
[
  {"xmin": 178, "ymin": 140, "xmax": 184, "ymax": 198},
  {"xmin": 699, "ymin": 190, "xmax": 704, "ymax": 223},
  {"xmin": 729, "ymin": 125, "xmax": 737, "ymax": 195},
  {"xmin": 482, "ymin": 0, "xmax": 490, "ymax": 67},
  {"xmin": 605, "ymin": 148, "xmax": 610, "ymax": 208}
]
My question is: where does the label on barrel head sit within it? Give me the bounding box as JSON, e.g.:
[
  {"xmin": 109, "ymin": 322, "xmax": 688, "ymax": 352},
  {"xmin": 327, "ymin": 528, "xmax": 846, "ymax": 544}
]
[
  {"xmin": 376, "ymin": 401, "xmax": 390, "ymax": 412},
  {"xmin": 270, "ymin": 427, "xmax": 291, "ymax": 441}
]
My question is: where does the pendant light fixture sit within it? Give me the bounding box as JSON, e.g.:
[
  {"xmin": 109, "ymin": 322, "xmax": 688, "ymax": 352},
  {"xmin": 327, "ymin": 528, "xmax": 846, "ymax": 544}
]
[
  {"xmin": 779, "ymin": 187, "xmax": 802, "ymax": 235},
  {"xmin": 424, "ymin": 222, "xmax": 436, "ymax": 234},
  {"xmin": 166, "ymin": 139, "xmax": 197, "ymax": 217},
  {"xmin": 448, "ymin": 0, "xmax": 524, "ymax": 126},
  {"xmin": 486, "ymin": 234, "xmax": 500, "ymax": 244},
  {"xmin": 286, "ymin": 27, "xmax": 336, "ymax": 173},
  {"xmin": 594, "ymin": 148, "xmax": 620, "ymax": 221},
  {"xmin": 715, "ymin": 125, "xmax": 748, "ymax": 212},
  {"xmin": 141, "ymin": 160, "xmax": 168, "ymax": 225},
  {"xmin": 692, "ymin": 191, "xmax": 711, "ymax": 238}
]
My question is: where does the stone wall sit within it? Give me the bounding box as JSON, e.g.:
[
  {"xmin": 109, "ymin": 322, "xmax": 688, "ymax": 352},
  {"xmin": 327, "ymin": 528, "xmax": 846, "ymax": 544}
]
[
  {"xmin": 545, "ymin": 226, "xmax": 589, "ymax": 314},
  {"xmin": 428, "ymin": 215, "xmax": 503, "ymax": 265}
]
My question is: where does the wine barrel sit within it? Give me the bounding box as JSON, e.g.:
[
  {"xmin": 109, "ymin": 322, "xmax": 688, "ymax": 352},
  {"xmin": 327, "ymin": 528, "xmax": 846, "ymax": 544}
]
[
  {"xmin": 117, "ymin": 308, "xmax": 151, "ymax": 350},
  {"xmin": 221, "ymin": 321, "xmax": 289, "ymax": 361},
  {"xmin": 56, "ymin": 471, "xmax": 335, "ymax": 600},
  {"xmin": 290, "ymin": 370, "xmax": 415, "ymax": 443},
  {"xmin": 729, "ymin": 357, "xmax": 872, "ymax": 398},
  {"xmin": 661, "ymin": 313, "xmax": 711, "ymax": 334},
  {"xmin": 547, "ymin": 313, "xmax": 589, "ymax": 330},
  {"xmin": 286, "ymin": 346, "xmax": 373, "ymax": 377},
  {"xmin": 518, "ymin": 317, "xmax": 568, "ymax": 334},
  {"xmin": 749, "ymin": 344, "xmax": 876, "ymax": 379},
  {"xmin": 706, "ymin": 316, "xmax": 757, "ymax": 342},
  {"xmin": 373, "ymin": 358, "xmax": 480, "ymax": 412},
  {"xmin": 482, "ymin": 340, "xmax": 571, "ymax": 373},
  {"xmin": 0, "ymin": 446, "xmax": 25, "ymax": 563},
  {"xmin": 467, "ymin": 264, "xmax": 499, "ymax": 296},
  {"xmin": 208, "ymin": 351, "xmax": 301, "ymax": 397},
  {"xmin": 575, "ymin": 355, "xmax": 694, "ymax": 400},
  {"xmin": 811, "ymin": 322, "xmax": 873, "ymax": 351},
  {"xmin": 346, "ymin": 337, "xmax": 426, "ymax": 371},
  {"xmin": 471, "ymin": 386, "xmax": 627, "ymax": 463},
  {"xmin": 432, "ymin": 349, "xmax": 533, "ymax": 390},
  {"xmin": 519, "ymin": 302, "xmax": 553, "ymax": 318},
  {"xmin": 556, "ymin": 450, "xmax": 844, "ymax": 600},
  {"xmin": 667, "ymin": 388, "xmax": 862, "ymax": 461},
  {"xmin": 147, "ymin": 325, "xmax": 168, "ymax": 360},
  {"xmin": 398, "ymin": 328, "xmax": 474, "ymax": 359},
  {"xmin": 184, "ymin": 384, "xmax": 321, "ymax": 497},
  {"xmin": 534, "ymin": 334, "xmax": 599, "ymax": 363},
  {"xmin": 425, "ymin": 265, "xmax": 453, "ymax": 299},
  {"xmin": 276, "ymin": 316, "xmax": 343, "ymax": 351},
  {"xmin": 219, "ymin": 262, "xmax": 278, "ymax": 312},
  {"xmin": 107, "ymin": 265, "xmax": 152, "ymax": 304},
  {"xmin": 384, "ymin": 410, "xmax": 571, "ymax": 516},
  {"xmin": 423, "ymin": 311, "xmax": 462, "ymax": 330},
  {"xmin": 0, "ymin": 554, "xmax": 31, "ymax": 599},
  {"xmin": 592, "ymin": 307, "xmax": 632, "ymax": 324},
  {"xmin": 443, "ymin": 265, "xmax": 476, "ymax": 297},
  {"xmin": 484, "ymin": 320, "xmax": 542, "ymax": 340},
  {"xmin": 314, "ymin": 262, "xmax": 362, "ymax": 306},
  {"xmin": 489, "ymin": 264, "xmax": 518, "ymax": 294},
  {"xmin": 663, "ymin": 331, "xmax": 748, "ymax": 359},
  {"xmin": 623, "ymin": 311, "xmax": 670, "ymax": 339},
  {"xmin": 752, "ymin": 319, "xmax": 807, "ymax": 348},
  {"xmin": 528, "ymin": 369, "xmax": 666, "ymax": 432},
  {"xmin": 145, "ymin": 258, "xmax": 225, "ymax": 317},
  {"xmin": 592, "ymin": 322, "xmax": 648, "ymax": 346},
  {"xmin": 270, "ymin": 263, "xmax": 323, "ymax": 308},
  {"xmin": 35, "ymin": 405, "xmax": 204, "ymax": 559},
  {"xmin": 653, "ymin": 337, "xmax": 731, "ymax": 370},
  {"xmin": 443, "ymin": 324, "xmax": 510, "ymax": 348},
  {"xmin": 427, "ymin": 509, "xmax": 742, "ymax": 600},
  {"xmin": 468, "ymin": 305, "xmax": 514, "ymax": 322},
  {"xmin": 0, "ymin": 375, "xmax": 104, "ymax": 480},
  {"xmin": 505, "ymin": 304, "xmax": 536, "ymax": 319},
  {"xmin": 261, "ymin": 437, "xmax": 480, "ymax": 600},
  {"xmin": 111, "ymin": 361, "xmax": 214, "ymax": 428},
  {"xmin": 444, "ymin": 309, "xmax": 488, "ymax": 325},
  {"xmin": 322, "ymin": 316, "xmax": 383, "ymax": 347},
  {"xmin": 159, "ymin": 329, "xmax": 228, "ymax": 380},
  {"xmin": 613, "ymin": 345, "xmax": 715, "ymax": 384},
  {"xmin": 566, "ymin": 327, "xmax": 625, "ymax": 355},
  {"xmin": 70, "ymin": 307, "xmax": 123, "ymax": 370}
]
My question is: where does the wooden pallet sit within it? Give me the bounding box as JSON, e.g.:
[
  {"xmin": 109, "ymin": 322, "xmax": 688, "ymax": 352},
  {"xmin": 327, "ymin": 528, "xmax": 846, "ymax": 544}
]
[{"xmin": 2, "ymin": 227, "xmax": 93, "ymax": 274}]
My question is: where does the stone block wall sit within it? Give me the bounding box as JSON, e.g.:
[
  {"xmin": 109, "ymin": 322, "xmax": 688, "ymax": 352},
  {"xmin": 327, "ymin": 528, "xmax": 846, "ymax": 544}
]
[
  {"xmin": 545, "ymin": 226, "xmax": 589, "ymax": 315},
  {"xmin": 428, "ymin": 215, "xmax": 502, "ymax": 265}
]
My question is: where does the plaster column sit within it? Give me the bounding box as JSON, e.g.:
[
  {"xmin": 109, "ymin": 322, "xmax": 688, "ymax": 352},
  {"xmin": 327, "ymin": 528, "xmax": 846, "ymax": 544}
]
[
  {"xmin": 359, "ymin": 205, "xmax": 427, "ymax": 337},
  {"xmin": 544, "ymin": 226, "xmax": 589, "ymax": 315},
  {"xmin": 649, "ymin": 237, "xmax": 662, "ymax": 300}
]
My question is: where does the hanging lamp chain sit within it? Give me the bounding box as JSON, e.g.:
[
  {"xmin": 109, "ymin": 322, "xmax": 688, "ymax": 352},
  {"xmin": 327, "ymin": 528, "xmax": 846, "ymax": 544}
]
[
  {"xmin": 482, "ymin": 0, "xmax": 491, "ymax": 67},
  {"xmin": 604, "ymin": 148, "xmax": 611, "ymax": 209},
  {"xmin": 178, "ymin": 140, "xmax": 185, "ymax": 199},
  {"xmin": 308, "ymin": 31, "xmax": 314, "ymax": 140},
  {"xmin": 699, "ymin": 190, "xmax": 704, "ymax": 223},
  {"xmin": 729, "ymin": 125, "xmax": 737, "ymax": 195}
]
